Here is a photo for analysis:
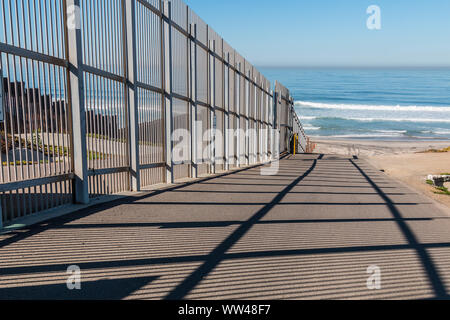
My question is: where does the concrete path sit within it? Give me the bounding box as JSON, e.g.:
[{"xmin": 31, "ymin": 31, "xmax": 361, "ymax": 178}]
[{"xmin": 1, "ymin": 154, "xmax": 450, "ymax": 300}]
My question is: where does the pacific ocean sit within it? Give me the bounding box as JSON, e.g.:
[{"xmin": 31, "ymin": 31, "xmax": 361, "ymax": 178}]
[{"xmin": 260, "ymin": 67, "xmax": 450, "ymax": 140}]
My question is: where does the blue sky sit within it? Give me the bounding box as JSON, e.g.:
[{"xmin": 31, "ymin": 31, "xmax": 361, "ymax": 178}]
[{"xmin": 185, "ymin": 0, "xmax": 450, "ymax": 67}]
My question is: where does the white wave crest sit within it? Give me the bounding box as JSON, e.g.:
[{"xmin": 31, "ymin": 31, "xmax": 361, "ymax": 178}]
[
  {"xmin": 375, "ymin": 130, "xmax": 408, "ymax": 134},
  {"xmin": 299, "ymin": 116, "xmax": 317, "ymax": 120},
  {"xmin": 303, "ymin": 126, "xmax": 321, "ymax": 131},
  {"xmin": 329, "ymin": 134, "xmax": 405, "ymax": 138},
  {"xmin": 352, "ymin": 117, "xmax": 450, "ymax": 123},
  {"xmin": 295, "ymin": 101, "xmax": 450, "ymax": 112},
  {"xmin": 300, "ymin": 116, "xmax": 450, "ymax": 123}
]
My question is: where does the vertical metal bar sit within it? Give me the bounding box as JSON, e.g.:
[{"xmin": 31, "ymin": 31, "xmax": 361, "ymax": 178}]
[
  {"xmin": 236, "ymin": 62, "xmax": 240, "ymax": 168},
  {"xmin": 257, "ymin": 79, "xmax": 260, "ymax": 163},
  {"xmin": 205, "ymin": 25, "xmax": 209, "ymax": 174},
  {"xmin": 185, "ymin": 6, "xmax": 190, "ymax": 178},
  {"xmin": 266, "ymin": 91, "xmax": 270, "ymax": 161},
  {"xmin": 263, "ymin": 92, "xmax": 266, "ymax": 162},
  {"xmin": 265, "ymin": 89, "xmax": 272, "ymax": 162},
  {"xmin": 224, "ymin": 51, "xmax": 230, "ymax": 171},
  {"xmin": 189, "ymin": 23, "xmax": 198, "ymax": 179},
  {"xmin": 162, "ymin": 0, "xmax": 173, "ymax": 184},
  {"xmin": 245, "ymin": 70, "xmax": 249, "ymax": 166},
  {"xmin": 124, "ymin": 0, "xmax": 140, "ymax": 191},
  {"xmin": 64, "ymin": 0, "xmax": 89, "ymax": 204},
  {"xmin": 270, "ymin": 88, "xmax": 278, "ymax": 160},
  {"xmin": 209, "ymin": 39, "xmax": 215, "ymax": 174},
  {"xmin": 0, "ymin": 62, "xmax": 3, "ymax": 223},
  {"xmin": 253, "ymin": 76, "xmax": 256, "ymax": 164},
  {"xmin": 120, "ymin": 0, "xmax": 130, "ymax": 193}
]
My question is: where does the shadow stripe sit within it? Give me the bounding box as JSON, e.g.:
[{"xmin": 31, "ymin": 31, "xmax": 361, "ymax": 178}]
[
  {"xmin": 164, "ymin": 159, "xmax": 318, "ymax": 300},
  {"xmin": 350, "ymin": 159, "xmax": 447, "ymax": 298}
]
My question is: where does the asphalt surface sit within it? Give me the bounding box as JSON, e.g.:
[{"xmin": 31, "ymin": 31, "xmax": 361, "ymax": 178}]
[{"xmin": 1, "ymin": 153, "xmax": 450, "ymax": 300}]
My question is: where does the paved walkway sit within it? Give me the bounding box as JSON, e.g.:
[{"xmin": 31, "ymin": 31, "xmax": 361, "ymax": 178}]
[{"xmin": 1, "ymin": 154, "xmax": 450, "ymax": 300}]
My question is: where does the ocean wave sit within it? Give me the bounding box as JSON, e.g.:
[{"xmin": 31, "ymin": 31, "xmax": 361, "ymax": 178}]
[
  {"xmin": 314, "ymin": 133, "xmax": 407, "ymax": 138},
  {"xmin": 299, "ymin": 116, "xmax": 317, "ymax": 120},
  {"xmin": 295, "ymin": 101, "xmax": 450, "ymax": 112},
  {"xmin": 303, "ymin": 126, "xmax": 321, "ymax": 130},
  {"xmin": 299, "ymin": 116, "xmax": 450, "ymax": 123},
  {"xmin": 375, "ymin": 130, "xmax": 408, "ymax": 134}
]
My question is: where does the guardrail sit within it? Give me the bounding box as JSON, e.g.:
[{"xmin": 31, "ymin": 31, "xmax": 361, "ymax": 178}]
[{"xmin": 0, "ymin": 0, "xmax": 309, "ymax": 226}]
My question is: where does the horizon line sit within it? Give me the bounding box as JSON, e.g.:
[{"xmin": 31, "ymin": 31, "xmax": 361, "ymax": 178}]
[{"xmin": 257, "ymin": 65, "xmax": 450, "ymax": 69}]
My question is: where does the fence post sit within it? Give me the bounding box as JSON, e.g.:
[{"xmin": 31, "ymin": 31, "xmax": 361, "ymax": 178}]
[
  {"xmin": 65, "ymin": 0, "xmax": 89, "ymax": 204},
  {"xmin": 258, "ymin": 87, "xmax": 265, "ymax": 163},
  {"xmin": 224, "ymin": 52, "xmax": 230, "ymax": 171},
  {"xmin": 251, "ymin": 78, "xmax": 255, "ymax": 164},
  {"xmin": 189, "ymin": 23, "xmax": 198, "ymax": 179},
  {"xmin": 163, "ymin": 0, "xmax": 174, "ymax": 184},
  {"xmin": 265, "ymin": 90, "xmax": 269, "ymax": 162},
  {"xmin": 254, "ymin": 77, "xmax": 258, "ymax": 164},
  {"xmin": 264, "ymin": 90, "xmax": 268, "ymax": 162},
  {"xmin": 272, "ymin": 89, "xmax": 278, "ymax": 160},
  {"xmin": 255, "ymin": 81, "xmax": 261, "ymax": 163},
  {"xmin": 125, "ymin": 0, "xmax": 140, "ymax": 191},
  {"xmin": 245, "ymin": 70, "xmax": 250, "ymax": 166},
  {"xmin": 235, "ymin": 62, "xmax": 241, "ymax": 168},
  {"xmin": 268, "ymin": 92, "xmax": 272, "ymax": 161},
  {"xmin": 258, "ymin": 84, "xmax": 261, "ymax": 163},
  {"xmin": 209, "ymin": 39, "xmax": 216, "ymax": 174}
]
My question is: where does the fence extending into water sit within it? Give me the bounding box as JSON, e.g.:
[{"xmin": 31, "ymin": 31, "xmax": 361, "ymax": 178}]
[{"xmin": 0, "ymin": 0, "xmax": 309, "ymax": 226}]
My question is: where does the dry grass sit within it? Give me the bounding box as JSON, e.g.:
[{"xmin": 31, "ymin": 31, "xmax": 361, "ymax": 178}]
[{"xmin": 422, "ymin": 146, "xmax": 450, "ymax": 153}]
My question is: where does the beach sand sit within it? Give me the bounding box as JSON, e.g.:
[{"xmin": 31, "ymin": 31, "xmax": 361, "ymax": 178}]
[{"xmin": 312, "ymin": 138, "xmax": 450, "ymax": 211}]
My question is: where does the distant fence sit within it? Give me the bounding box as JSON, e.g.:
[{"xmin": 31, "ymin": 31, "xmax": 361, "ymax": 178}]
[{"xmin": 0, "ymin": 0, "xmax": 309, "ymax": 226}]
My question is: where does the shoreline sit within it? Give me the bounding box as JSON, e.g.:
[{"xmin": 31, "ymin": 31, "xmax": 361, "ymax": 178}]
[
  {"xmin": 309, "ymin": 135, "xmax": 450, "ymax": 142},
  {"xmin": 312, "ymin": 138, "xmax": 450, "ymax": 212}
]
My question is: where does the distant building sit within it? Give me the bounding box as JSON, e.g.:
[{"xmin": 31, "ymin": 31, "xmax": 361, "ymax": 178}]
[{"xmin": 1, "ymin": 77, "xmax": 68, "ymax": 135}]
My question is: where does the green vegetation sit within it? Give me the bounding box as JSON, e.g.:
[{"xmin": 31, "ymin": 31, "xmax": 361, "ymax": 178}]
[
  {"xmin": 1, "ymin": 131, "xmax": 22, "ymax": 154},
  {"xmin": 32, "ymin": 132, "xmax": 69, "ymax": 157},
  {"xmin": 427, "ymin": 177, "xmax": 450, "ymax": 196},
  {"xmin": 88, "ymin": 151, "xmax": 108, "ymax": 161},
  {"xmin": 423, "ymin": 146, "xmax": 450, "ymax": 153},
  {"xmin": 434, "ymin": 186, "xmax": 450, "ymax": 196},
  {"xmin": 0, "ymin": 131, "xmax": 69, "ymax": 158},
  {"xmin": 87, "ymin": 133, "xmax": 126, "ymax": 144},
  {"xmin": 1, "ymin": 131, "xmax": 110, "ymax": 162},
  {"xmin": 2, "ymin": 160, "xmax": 53, "ymax": 166},
  {"xmin": 440, "ymin": 173, "xmax": 450, "ymax": 176}
]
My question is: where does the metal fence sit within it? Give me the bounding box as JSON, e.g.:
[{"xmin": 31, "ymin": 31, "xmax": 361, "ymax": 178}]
[
  {"xmin": 274, "ymin": 81, "xmax": 309, "ymax": 154},
  {"xmin": 0, "ymin": 0, "xmax": 309, "ymax": 226}
]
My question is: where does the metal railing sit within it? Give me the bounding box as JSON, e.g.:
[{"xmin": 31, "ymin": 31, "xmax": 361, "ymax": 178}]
[{"xmin": 0, "ymin": 0, "xmax": 309, "ymax": 226}]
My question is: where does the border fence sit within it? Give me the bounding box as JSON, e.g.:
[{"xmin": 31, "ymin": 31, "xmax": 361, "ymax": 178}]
[{"xmin": 0, "ymin": 0, "xmax": 310, "ymax": 226}]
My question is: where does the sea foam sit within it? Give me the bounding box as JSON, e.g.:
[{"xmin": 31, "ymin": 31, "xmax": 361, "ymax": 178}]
[
  {"xmin": 295, "ymin": 101, "xmax": 450, "ymax": 112},
  {"xmin": 299, "ymin": 116, "xmax": 450, "ymax": 123}
]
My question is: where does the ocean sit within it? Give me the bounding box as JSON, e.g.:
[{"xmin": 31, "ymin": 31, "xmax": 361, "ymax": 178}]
[{"xmin": 260, "ymin": 67, "xmax": 450, "ymax": 140}]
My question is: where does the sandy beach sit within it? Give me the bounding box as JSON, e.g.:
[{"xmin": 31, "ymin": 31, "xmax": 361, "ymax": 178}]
[{"xmin": 312, "ymin": 138, "xmax": 450, "ymax": 211}]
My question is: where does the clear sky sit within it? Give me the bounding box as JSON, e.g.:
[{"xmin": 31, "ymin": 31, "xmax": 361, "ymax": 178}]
[{"xmin": 185, "ymin": 0, "xmax": 450, "ymax": 67}]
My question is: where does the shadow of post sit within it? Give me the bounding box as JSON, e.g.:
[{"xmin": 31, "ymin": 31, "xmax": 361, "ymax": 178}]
[
  {"xmin": 350, "ymin": 159, "xmax": 448, "ymax": 299},
  {"xmin": 164, "ymin": 159, "xmax": 318, "ymax": 300}
]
